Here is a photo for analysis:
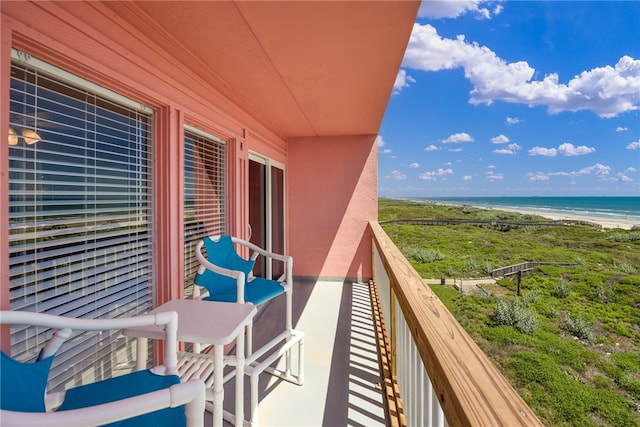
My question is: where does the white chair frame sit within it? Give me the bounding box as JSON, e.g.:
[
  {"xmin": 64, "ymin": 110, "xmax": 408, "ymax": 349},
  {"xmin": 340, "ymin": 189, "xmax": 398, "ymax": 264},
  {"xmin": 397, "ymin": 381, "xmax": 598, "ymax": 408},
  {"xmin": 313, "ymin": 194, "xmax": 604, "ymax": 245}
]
[
  {"xmin": 194, "ymin": 235, "xmax": 304, "ymax": 426},
  {"xmin": 0, "ymin": 310, "xmax": 206, "ymax": 427}
]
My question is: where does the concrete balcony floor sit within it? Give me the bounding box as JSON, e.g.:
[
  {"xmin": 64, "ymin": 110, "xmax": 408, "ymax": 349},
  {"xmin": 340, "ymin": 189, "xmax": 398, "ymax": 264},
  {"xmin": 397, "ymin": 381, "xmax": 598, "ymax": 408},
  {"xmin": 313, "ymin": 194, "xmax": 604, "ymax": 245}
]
[{"xmin": 214, "ymin": 279, "xmax": 387, "ymax": 426}]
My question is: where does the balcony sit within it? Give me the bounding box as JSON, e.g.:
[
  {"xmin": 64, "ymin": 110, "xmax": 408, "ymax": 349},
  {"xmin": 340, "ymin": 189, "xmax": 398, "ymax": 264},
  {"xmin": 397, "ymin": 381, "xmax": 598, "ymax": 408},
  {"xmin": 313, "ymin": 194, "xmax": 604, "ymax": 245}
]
[{"xmin": 214, "ymin": 222, "xmax": 541, "ymax": 426}]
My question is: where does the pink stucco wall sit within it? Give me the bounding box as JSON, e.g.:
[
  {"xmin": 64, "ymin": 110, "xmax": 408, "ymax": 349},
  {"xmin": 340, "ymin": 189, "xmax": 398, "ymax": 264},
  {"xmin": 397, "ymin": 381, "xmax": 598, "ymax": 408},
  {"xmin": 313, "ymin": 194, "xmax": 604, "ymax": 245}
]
[{"xmin": 288, "ymin": 135, "xmax": 378, "ymax": 281}]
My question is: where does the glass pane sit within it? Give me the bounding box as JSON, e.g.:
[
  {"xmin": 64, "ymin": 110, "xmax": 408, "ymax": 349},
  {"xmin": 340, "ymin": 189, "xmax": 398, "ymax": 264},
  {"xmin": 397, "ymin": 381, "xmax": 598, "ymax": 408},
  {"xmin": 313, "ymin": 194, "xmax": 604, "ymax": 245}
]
[
  {"xmin": 183, "ymin": 130, "xmax": 226, "ymax": 295},
  {"xmin": 271, "ymin": 166, "xmax": 285, "ymax": 278}
]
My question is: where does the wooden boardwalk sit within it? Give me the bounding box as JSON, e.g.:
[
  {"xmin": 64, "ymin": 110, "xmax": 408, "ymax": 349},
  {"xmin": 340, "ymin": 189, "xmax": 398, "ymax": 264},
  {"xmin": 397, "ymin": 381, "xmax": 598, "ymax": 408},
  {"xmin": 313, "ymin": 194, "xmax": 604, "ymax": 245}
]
[
  {"xmin": 381, "ymin": 218, "xmax": 602, "ymax": 229},
  {"xmin": 490, "ymin": 261, "xmax": 578, "ymax": 278}
]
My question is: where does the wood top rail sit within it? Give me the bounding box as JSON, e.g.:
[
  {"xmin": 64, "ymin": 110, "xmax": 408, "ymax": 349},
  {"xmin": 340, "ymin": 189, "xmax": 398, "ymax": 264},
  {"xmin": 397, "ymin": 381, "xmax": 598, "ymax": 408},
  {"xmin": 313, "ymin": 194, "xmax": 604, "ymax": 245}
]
[{"xmin": 370, "ymin": 221, "xmax": 543, "ymax": 427}]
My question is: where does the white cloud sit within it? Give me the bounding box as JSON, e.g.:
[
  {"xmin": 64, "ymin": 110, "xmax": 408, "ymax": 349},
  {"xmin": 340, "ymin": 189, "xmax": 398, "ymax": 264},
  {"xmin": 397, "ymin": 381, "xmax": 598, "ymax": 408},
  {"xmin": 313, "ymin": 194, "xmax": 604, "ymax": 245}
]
[
  {"xmin": 393, "ymin": 69, "xmax": 416, "ymax": 94},
  {"xmin": 409, "ymin": 162, "xmax": 420, "ymax": 168},
  {"xmin": 401, "ymin": 24, "xmax": 640, "ymax": 117},
  {"xmin": 462, "ymin": 175, "xmax": 473, "ymax": 180},
  {"xmin": 627, "ymin": 140, "xmax": 640, "ymax": 150},
  {"xmin": 442, "ymin": 132, "xmax": 474, "ymax": 143},
  {"xmin": 417, "ymin": 1, "xmax": 498, "ymax": 20},
  {"xmin": 528, "ymin": 146, "xmax": 557, "ymax": 157},
  {"xmin": 486, "ymin": 171, "xmax": 504, "ymax": 181},
  {"xmin": 617, "ymin": 172, "xmax": 633, "ymax": 182},
  {"xmin": 376, "ymin": 136, "xmax": 386, "ymax": 147},
  {"xmin": 389, "ymin": 170, "xmax": 406, "ymax": 180},
  {"xmin": 506, "ymin": 117, "xmax": 520, "ymax": 125},
  {"xmin": 448, "ymin": 148, "xmax": 463, "ymax": 152},
  {"xmin": 493, "ymin": 143, "xmax": 521, "ymax": 155},
  {"xmin": 527, "ymin": 172, "xmax": 550, "ymax": 181},
  {"xmin": 528, "ymin": 163, "xmax": 612, "ymax": 182},
  {"xmin": 419, "ymin": 168, "xmax": 454, "ymax": 180},
  {"xmin": 528, "ymin": 142, "xmax": 594, "ymax": 157},
  {"xmin": 382, "ymin": 149, "xmax": 392, "ymax": 154},
  {"xmin": 576, "ymin": 163, "xmax": 610, "ymax": 177},
  {"xmin": 626, "ymin": 167, "xmax": 637, "ymax": 173},
  {"xmin": 557, "ymin": 142, "xmax": 595, "ymax": 156},
  {"xmin": 616, "ymin": 126, "xmax": 628, "ymax": 132},
  {"xmin": 425, "ymin": 144, "xmax": 439, "ymax": 151},
  {"xmin": 487, "ymin": 164, "xmax": 496, "ymax": 169},
  {"xmin": 491, "ymin": 134, "xmax": 509, "ymax": 144}
]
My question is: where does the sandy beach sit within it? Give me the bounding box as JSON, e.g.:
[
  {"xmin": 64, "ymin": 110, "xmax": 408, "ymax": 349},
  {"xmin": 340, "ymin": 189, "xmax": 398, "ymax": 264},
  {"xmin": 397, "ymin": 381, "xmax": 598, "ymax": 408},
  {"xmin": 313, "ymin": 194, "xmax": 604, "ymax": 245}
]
[{"xmin": 482, "ymin": 205, "xmax": 637, "ymax": 230}]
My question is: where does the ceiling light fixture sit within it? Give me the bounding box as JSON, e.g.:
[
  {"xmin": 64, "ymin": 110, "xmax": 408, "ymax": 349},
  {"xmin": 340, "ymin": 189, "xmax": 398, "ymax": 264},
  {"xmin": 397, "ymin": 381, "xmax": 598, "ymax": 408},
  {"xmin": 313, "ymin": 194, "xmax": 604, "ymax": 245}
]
[
  {"xmin": 22, "ymin": 129, "xmax": 41, "ymax": 145},
  {"xmin": 8, "ymin": 127, "xmax": 18, "ymax": 145}
]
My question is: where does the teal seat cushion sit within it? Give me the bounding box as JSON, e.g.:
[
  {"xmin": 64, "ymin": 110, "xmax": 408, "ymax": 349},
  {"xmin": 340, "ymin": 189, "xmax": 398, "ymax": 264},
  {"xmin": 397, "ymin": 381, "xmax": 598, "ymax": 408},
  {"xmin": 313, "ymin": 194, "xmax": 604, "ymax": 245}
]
[
  {"xmin": 194, "ymin": 236, "xmax": 255, "ymax": 298},
  {"xmin": 0, "ymin": 351, "xmax": 54, "ymax": 412},
  {"xmin": 204, "ymin": 277, "xmax": 285, "ymax": 305},
  {"xmin": 57, "ymin": 370, "xmax": 185, "ymax": 427}
]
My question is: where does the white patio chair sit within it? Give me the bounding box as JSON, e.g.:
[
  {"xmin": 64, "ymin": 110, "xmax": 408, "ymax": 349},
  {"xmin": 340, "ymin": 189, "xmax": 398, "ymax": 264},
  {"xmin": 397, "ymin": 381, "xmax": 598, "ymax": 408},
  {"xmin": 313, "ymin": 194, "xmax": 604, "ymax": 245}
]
[
  {"xmin": 0, "ymin": 310, "xmax": 206, "ymax": 427},
  {"xmin": 194, "ymin": 235, "xmax": 304, "ymax": 425}
]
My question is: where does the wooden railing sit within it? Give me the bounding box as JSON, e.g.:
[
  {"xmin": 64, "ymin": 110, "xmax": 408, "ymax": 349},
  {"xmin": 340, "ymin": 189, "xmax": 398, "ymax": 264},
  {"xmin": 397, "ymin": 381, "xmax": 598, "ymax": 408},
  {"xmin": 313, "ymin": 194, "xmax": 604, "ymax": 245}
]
[{"xmin": 370, "ymin": 221, "xmax": 542, "ymax": 427}]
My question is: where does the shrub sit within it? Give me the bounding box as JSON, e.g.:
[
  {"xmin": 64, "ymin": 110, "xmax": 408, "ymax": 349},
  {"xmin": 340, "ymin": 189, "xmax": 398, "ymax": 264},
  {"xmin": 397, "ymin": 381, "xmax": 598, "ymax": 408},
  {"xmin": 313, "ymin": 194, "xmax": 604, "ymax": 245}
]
[
  {"xmin": 404, "ymin": 246, "xmax": 444, "ymax": 263},
  {"xmin": 553, "ymin": 279, "xmax": 571, "ymax": 299},
  {"xmin": 463, "ymin": 256, "xmax": 478, "ymax": 271},
  {"xmin": 607, "ymin": 231, "xmax": 640, "ymax": 242},
  {"xmin": 615, "ymin": 258, "xmax": 637, "ymax": 274},
  {"xmin": 481, "ymin": 260, "xmax": 493, "ymax": 275},
  {"xmin": 493, "ymin": 298, "xmax": 538, "ymax": 334},
  {"xmin": 592, "ymin": 283, "xmax": 614, "ymax": 304},
  {"xmin": 522, "ymin": 291, "xmax": 539, "ymax": 307},
  {"xmin": 560, "ymin": 313, "xmax": 595, "ymax": 341}
]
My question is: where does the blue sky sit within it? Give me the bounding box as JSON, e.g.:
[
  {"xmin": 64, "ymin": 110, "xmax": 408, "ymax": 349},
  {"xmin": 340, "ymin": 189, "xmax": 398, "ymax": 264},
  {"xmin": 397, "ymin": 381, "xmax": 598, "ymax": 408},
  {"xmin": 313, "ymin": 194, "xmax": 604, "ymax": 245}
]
[{"xmin": 378, "ymin": 1, "xmax": 640, "ymax": 197}]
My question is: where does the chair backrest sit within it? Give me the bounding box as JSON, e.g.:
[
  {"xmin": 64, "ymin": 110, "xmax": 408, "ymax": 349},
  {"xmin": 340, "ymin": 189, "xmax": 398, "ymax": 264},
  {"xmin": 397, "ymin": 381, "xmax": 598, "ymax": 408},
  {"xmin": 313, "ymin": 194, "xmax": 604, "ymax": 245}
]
[{"xmin": 194, "ymin": 235, "xmax": 255, "ymax": 298}]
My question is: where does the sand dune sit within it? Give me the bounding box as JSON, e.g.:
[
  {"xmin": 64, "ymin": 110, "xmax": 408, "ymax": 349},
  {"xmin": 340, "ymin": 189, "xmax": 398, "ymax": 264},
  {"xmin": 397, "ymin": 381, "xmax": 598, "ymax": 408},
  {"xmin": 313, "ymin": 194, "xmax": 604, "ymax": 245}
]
[{"xmin": 486, "ymin": 206, "xmax": 636, "ymax": 230}]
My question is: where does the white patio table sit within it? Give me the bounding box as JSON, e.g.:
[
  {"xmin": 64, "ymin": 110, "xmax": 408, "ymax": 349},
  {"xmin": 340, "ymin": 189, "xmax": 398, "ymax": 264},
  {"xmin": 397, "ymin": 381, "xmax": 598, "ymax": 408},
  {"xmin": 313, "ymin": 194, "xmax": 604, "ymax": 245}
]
[{"xmin": 124, "ymin": 299, "xmax": 256, "ymax": 427}]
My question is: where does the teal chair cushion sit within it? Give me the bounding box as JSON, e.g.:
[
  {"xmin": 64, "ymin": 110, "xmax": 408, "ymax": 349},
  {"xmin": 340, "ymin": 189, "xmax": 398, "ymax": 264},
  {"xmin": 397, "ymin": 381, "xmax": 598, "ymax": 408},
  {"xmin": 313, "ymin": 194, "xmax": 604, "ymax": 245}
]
[
  {"xmin": 194, "ymin": 235, "xmax": 255, "ymax": 299},
  {"xmin": 57, "ymin": 369, "xmax": 185, "ymax": 427},
  {"xmin": 204, "ymin": 277, "xmax": 285, "ymax": 305},
  {"xmin": 0, "ymin": 351, "xmax": 54, "ymax": 412}
]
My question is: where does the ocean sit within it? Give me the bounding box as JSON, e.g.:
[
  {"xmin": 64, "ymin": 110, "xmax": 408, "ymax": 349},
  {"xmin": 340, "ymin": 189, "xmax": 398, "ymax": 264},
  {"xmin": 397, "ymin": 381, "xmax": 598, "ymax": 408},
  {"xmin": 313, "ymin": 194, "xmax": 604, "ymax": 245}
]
[{"xmin": 413, "ymin": 196, "xmax": 640, "ymax": 225}]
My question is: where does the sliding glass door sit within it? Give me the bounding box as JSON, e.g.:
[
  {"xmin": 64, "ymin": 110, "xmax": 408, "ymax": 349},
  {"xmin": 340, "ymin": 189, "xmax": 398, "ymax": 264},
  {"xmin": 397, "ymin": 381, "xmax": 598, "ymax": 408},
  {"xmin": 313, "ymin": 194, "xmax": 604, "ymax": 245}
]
[{"xmin": 248, "ymin": 154, "xmax": 285, "ymax": 279}]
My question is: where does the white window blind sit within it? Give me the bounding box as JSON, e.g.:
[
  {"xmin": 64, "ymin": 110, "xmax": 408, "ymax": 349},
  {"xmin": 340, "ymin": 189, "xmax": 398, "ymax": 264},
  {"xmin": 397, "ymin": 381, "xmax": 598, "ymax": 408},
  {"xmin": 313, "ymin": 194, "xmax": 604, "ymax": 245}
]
[
  {"xmin": 8, "ymin": 50, "xmax": 154, "ymax": 391},
  {"xmin": 183, "ymin": 126, "xmax": 226, "ymax": 292}
]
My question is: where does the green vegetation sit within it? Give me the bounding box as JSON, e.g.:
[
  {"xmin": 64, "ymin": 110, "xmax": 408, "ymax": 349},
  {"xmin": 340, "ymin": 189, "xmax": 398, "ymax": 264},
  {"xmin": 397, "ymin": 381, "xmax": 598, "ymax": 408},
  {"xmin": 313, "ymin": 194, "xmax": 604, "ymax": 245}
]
[{"xmin": 379, "ymin": 198, "xmax": 640, "ymax": 426}]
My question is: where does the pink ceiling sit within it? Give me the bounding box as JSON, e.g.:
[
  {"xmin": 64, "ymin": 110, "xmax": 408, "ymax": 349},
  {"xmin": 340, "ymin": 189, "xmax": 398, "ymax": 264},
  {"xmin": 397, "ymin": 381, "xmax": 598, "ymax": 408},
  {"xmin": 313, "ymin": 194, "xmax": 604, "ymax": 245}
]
[{"xmin": 104, "ymin": 1, "xmax": 419, "ymax": 139}]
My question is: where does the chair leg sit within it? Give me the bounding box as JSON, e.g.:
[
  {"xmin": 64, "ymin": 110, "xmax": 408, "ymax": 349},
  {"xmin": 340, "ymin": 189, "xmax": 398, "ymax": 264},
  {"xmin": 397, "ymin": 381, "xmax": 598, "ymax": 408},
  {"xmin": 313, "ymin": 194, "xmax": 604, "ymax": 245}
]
[
  {"xmin": 246, "ymin": 322, "xmax": 253, "ymax": 355},
  {"xmin": 298, "ymin": 335, "xmax": 305, "ymax": 385},
  {"xmin": 249, "ymin": 368, "xmax": 259, "ymax": 427},
  {"xmin": 213, "ymin": 345, "xmax": 224, "ymax": 427},
  {"xmin": 285, "ymin": 335, "xmax": 292, "ymax": 377},
  {"xmin": 235, "ymin": 334, "xmax": 245, "ymax": 427}
]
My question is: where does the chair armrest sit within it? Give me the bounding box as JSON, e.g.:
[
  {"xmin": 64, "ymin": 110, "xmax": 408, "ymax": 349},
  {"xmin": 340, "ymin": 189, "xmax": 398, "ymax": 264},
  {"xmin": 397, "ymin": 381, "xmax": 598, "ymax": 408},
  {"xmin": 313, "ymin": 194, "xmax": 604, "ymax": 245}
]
[
  {"xmin": 229, "ymin": 236, "xmax": 290, "ymax": 263},
  {"xmin": 0, "ymin": 379, "xmax": 206, "ymax": 427},
  {"xmin": 1, "ymin": 310, "xmax": 180, "ymax": 375}
]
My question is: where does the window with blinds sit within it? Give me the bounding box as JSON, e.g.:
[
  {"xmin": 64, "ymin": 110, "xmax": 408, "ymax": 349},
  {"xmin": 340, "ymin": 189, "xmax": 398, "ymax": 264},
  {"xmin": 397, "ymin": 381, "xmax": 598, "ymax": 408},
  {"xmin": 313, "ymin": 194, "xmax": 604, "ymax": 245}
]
[
  {"xmin": 183, "ymin": 127, "xmax": 227, "ymax": 293},
  {"xmin": 8, "ymin": 50, "xmax": 154, "ymax": 391}
]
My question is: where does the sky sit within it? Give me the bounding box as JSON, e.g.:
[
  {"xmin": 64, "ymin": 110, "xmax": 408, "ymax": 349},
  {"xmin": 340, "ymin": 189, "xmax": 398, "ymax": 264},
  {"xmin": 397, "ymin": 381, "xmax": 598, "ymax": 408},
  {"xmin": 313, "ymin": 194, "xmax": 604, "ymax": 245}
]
[{"xmin": 378, "ymin": 0, "xmax": 640, "ymax": 198}]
